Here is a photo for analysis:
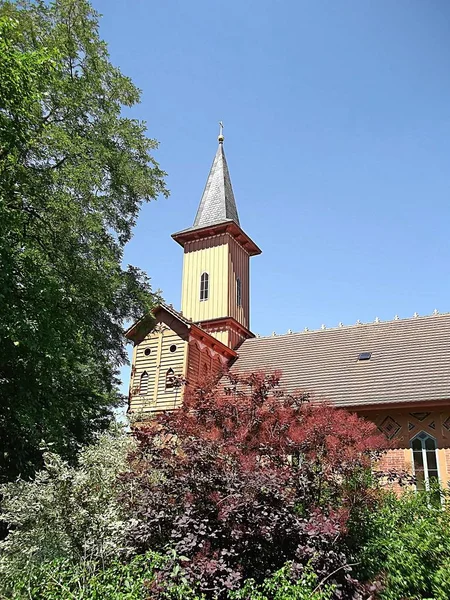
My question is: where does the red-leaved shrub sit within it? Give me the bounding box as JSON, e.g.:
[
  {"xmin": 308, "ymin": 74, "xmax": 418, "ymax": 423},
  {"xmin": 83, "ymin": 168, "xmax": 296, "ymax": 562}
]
[{"xmin": 121, "ymin": 371, "xmax": 388, "ymax": 598}]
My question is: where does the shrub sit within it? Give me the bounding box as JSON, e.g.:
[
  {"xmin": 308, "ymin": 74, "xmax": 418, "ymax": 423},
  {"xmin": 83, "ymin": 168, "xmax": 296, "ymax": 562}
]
[
  {"xmin": 122, "ymin": 371, "xmax": 388, "ymax": 598},
  {"xmin": 1, "ymin": 551, "xmax": 202, "ymax": 600},
  {"xmin": 0, "ymin": 553, "xmax": 334, "ymax": 600},
  {"xmin": 355, "ymin": 487, "xmax": 450, "ymax": 600},
  {"xmin": 230, "ymin": 562, "xmax": 335, "ymax": 600},
  {"xmin": 0, "ymin": 428, "xmax": 135, "ymax": 593}
]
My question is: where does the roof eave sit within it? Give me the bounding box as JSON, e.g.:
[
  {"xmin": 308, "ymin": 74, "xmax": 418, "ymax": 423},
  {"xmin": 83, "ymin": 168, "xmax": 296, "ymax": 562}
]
[
  {"xmin": 195, "ymin": 315, "xmax": 255, "ymax": 339},
  {"xmin": 125, "ymin": 303, "xmax": 237, "ymax": 358},
  {"xmin": 124, "ymin": 304, "xmax": 190, "ymax": 343},
  {"xmin": 190, "ymin": 323, "xmax": 238, "ymax": 358},
  {"xmin": 172, "ymin": 221, "xmax": 262, "ymax": 256},
  {"xmin": 343, "ymin": 398, "xmax": 450, "ymax": 411}
]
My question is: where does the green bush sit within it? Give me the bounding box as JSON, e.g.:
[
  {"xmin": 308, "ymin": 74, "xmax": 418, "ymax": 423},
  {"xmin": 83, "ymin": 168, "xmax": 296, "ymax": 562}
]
[
  {"xmin": 356, "ymin": 487, "xmax": 450, "ymax": 600},
  {"xmin": 0, "ymin": 551, "xmax": 198, "ymax": 600},
  {"xmin": 1, "ymin": 554, "xmax": 333, "ymax": 600},
  {"xmin": 0, "ymin": 428, "xmax": 135, "ymax": 591},
  {"xmin": 230, "ymin": 563, "xmax": 334, "ymax": 600}
]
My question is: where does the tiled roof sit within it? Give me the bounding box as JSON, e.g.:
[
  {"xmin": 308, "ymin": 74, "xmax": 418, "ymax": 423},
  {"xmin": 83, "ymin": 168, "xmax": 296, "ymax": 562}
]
[
  {"xmin": 230, "ymin": 313, "xmax": 450, "ymax": 408},
  {"xmin": 192, "ymin": 142, "xmax": 240, "ymax": 229}
]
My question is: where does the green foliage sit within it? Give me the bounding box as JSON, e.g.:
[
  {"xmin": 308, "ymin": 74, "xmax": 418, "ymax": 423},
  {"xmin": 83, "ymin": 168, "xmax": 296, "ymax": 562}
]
[
  {"xmin": 0, "ymin": 428, "xmax": 136, "ymax": 592},
  {"xmin": 2, "ymin": 551, "xmax": 166, "ymax": 599},
  {"xmin": 2, "ymin": 553, "xmax": 334, "ymax": 600},
  {"xmin": 230, "ymin": 563, "xmax": 334, "ymax": 600},
  {"xmin": 356, "ymin": 487, "xmax": 450, "ymax": 600},
  {"xmin": 0, "ymin": 15, "xmax": 59, "ymax": 155},
  {"xmin": 0, "ymin": 0, "xmax": 167, "ymax": 482}
]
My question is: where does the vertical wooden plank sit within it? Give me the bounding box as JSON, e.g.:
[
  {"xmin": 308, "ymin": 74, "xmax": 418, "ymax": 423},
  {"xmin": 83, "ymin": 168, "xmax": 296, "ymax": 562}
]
[{"xmin": 153, "ymin": 329, "xmax": 164, "ymax": 405}]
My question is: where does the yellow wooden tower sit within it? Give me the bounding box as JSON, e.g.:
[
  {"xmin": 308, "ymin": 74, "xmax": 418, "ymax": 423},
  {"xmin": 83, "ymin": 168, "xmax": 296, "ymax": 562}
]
[
  {"xmin": 172, "ymin": 124, "xmax": 261, "ymax": 349},
  {"xmin": 126, "ymin": 125, "xmax": 260, "ymax": 414}
]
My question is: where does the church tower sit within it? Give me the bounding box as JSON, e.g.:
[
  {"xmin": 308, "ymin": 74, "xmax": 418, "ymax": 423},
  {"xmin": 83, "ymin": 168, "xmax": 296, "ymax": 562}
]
[
  {"xmin": 172, "ymin": 126, "xmax": 261, "ymax": 349},
  {"xmin": 126, "ymin": 126, "xmax": 260, "ymax": 416}
]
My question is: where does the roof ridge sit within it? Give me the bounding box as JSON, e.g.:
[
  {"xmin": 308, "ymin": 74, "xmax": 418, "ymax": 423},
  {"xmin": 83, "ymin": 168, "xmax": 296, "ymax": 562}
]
[
  {"xmin": 251, "ymin": 311, "xmax": 450, "ymax": 341},
  {"xmin": 158, "ymin": 302, "xmax": 193, "ymax": 326}
]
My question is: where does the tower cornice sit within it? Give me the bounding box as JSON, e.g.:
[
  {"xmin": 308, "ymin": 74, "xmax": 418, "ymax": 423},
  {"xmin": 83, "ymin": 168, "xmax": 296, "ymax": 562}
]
[{"xmin": 172, "ymin": 220, "xmax": 261, "ymax": 257}]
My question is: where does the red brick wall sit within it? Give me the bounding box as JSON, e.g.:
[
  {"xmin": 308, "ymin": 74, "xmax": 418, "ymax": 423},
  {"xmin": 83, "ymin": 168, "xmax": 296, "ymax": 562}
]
[
  {"xmin": 359, "ymin": 408, "xmax": 450, "ymax": 491},
  {"xmin": 379, "ymin": 448, "xmax": 407, "ymax": 472}
]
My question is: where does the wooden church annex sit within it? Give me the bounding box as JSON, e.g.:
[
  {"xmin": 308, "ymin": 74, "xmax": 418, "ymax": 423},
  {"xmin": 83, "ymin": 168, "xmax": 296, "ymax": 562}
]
[{"xmin": 125, "ymin": 126, "xmax": 450, "ymax": 492}]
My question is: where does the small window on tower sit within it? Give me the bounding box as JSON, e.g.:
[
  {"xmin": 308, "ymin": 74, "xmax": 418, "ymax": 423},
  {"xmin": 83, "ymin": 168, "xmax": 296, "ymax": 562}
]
[
  {"xmin": 165, "ymin": 368, "xmax": 175, "ymax": 390},
  {"xmin": 236, "ymin": 277, "xmax": 242, "ymax": 307},
  {"xmin": 200, "ymin": 272, "xmax": 209, "ymax": 301},
  {"xmin": 139, "ymin": 371, "xmax": 149, "ymax": 395}
]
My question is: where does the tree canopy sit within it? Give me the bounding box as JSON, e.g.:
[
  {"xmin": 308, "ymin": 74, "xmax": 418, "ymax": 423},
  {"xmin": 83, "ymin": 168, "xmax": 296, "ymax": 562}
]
[{"xmin": 0, "ymin": 0, "xmax": 167, "ymax": 482}]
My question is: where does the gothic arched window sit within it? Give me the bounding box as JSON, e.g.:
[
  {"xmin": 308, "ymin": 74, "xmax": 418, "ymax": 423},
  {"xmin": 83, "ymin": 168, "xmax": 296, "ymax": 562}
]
[
  {"xmin": 411, "ymin": 431, "xmax": 439, "ymax": 491},
  {"xmin": 236, "ymin": 277, "xmax": 242, "ymax": 307},
  {"xmin": 165, "ymin": 368, "xmax": 175, "ymax": 390},
  {"xmin": 139, "ymin": 371, "xmax": 149, "ymax": 395},
  {"xmin": 200, "ymin": 272, "xmax": 209, "ymax": 301}
]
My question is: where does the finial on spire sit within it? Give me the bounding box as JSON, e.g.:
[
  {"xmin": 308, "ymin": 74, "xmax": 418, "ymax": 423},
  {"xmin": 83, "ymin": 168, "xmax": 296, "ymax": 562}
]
[{"xmin": 218, "ymin": 121, "xmax": 224, "ymax": 144}]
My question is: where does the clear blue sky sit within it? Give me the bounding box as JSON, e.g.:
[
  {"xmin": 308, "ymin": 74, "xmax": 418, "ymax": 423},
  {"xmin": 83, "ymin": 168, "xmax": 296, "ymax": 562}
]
[{"xmin": 92, "ymin": 0, "xmax": 450, "ymax": 392}]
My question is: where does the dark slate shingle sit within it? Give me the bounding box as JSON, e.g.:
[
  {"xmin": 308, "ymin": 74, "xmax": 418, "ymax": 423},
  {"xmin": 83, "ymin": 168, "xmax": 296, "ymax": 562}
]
[{"xmin": 193, "ymin": 142, "xmax": 240, "ymax": 229}]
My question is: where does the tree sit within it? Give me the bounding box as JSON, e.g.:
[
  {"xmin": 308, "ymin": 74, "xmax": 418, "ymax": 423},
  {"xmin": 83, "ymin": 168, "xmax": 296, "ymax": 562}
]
[
  {"xmin": 0, "ymin": 0, "xmax": 168, "ymax": 482},
  {"xmin": 122, "ymin": 371, "xmax": 388, "ymax": 599}
]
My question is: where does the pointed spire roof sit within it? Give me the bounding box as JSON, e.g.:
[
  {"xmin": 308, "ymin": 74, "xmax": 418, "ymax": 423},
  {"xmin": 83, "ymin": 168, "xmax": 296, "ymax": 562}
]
[
  {"xmin": 172, "ymin": 125, "xmax": 261, "ymax": 257},
  {"xmin": 193, "ymin": 133, "xmax": 240, "ymax": 229}
]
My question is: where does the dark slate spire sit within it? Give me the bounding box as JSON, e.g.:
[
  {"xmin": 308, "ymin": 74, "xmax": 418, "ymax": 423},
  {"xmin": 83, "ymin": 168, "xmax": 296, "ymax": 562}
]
[{"xmin": 193, "ymin": 125, "xmax": 240, "ymax": 229}]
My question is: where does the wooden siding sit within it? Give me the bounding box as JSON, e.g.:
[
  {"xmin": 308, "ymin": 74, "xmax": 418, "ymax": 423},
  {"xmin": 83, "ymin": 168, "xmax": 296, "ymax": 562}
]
[
  {"xmin": 180, "ymin": 232, "xmax": 251, "ymax": 348},
  {"xmin": 187, "ymin": 338, "xmax": 227, "ymax": 389},
  {"xmin": 181, "ymin": 235, "xmax": 229, "ymax": 323},
  {"xmin": 208, "ymin": 329, "xmax": 230, "ymax": 347},
  {"xmin": 130, "ymin": 325, "xmax": 187, "ymax": 414},
  {"xmin": 200, "ymin": 319, "xmax": 250, "ymax": 351},
  {"xmin": 228, "ymin": 236, "xmax": 250, "ymax": 329},
  {"xmin": 229, "ymin": 328, "xmax": 247, "ymax": 350},
  {"xmin": 187, "ymin": 338, "xmax": 202, "ymax": 386}
]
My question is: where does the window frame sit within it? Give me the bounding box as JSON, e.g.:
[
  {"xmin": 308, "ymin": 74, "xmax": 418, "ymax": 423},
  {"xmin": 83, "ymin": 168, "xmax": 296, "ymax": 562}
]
[
  {"xmin": 236, "ymin": 277, "xmax": 242, "ymax": 307},
  {"xmin": 139, "ymin": 371, "xmax": 149, "ymax": 396},
  {"xmin": 165, "ymin": 368, "xmax": 175, "ymax": 390},
  {"xmin": 200, "ymin": 272, "xmax": 209, "ymax": 301},
  {"xmin": 410, "ymin": 431, "xmax": 440, "ymax": 491}
]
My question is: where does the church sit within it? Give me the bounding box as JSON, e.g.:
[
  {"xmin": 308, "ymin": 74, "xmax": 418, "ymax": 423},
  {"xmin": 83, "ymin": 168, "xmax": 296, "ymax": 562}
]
[{"xmin": 125, "ymin": 128, "xmax": 450, "ymax": 491}]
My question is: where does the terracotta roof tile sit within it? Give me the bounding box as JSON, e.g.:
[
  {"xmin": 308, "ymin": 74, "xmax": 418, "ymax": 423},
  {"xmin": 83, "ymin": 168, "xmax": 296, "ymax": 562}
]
[{"xmin": 230, "ymin": 313, "xmax": 450, "ymax": 408}]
